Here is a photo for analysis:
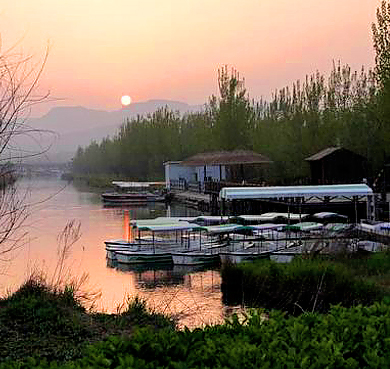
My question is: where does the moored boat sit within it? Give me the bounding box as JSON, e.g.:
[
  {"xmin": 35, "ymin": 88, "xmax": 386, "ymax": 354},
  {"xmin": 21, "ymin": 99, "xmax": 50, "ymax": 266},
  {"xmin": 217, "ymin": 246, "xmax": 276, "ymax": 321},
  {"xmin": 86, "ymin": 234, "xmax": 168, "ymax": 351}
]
[
  {"xmin": 105, "ymin": 221, "xmax": 205, "ymax": 264},
  {"xmin": 101, "ymin": 181, "xmax": 166, "ymax": 204},
  {"xmin": 171, "ymin": 224, "xmax": 245, "ymax": 266}
]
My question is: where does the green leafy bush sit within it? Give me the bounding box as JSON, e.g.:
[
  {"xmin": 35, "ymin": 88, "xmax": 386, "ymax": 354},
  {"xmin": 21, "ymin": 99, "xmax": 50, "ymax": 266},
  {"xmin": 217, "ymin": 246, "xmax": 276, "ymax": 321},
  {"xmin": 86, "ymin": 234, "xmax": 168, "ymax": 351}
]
[
  {"xmin": 2, "ymin": 303, "xmax": 390, "ymax": 368},
  {"xmin": 0, "ymin": 279, "xmax": 173, "ymax": 363},
  {"xmin": 221, "ymin": 257, "xmax": 385, "ymax": 314}
]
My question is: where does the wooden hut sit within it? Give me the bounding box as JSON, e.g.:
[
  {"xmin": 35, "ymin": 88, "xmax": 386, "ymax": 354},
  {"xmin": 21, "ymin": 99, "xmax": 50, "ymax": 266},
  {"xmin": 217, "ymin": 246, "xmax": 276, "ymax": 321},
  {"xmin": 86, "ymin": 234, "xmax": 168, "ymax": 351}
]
[
  {"xmin": 181, "ymin": 150, "xmax": 272, "ymax": 184},
  {"xmin": 305, "ymin": 147, "xmax": 368, "ymax": 185},
  {"xmin": 165, "ymin": 150, "xmax": 272, "ymax": 194}
]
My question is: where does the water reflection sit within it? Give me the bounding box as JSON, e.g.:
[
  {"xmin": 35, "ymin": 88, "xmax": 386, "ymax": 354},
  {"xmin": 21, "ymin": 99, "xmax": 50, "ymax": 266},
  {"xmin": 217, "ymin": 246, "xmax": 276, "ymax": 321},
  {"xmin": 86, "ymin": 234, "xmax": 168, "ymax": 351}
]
[{"xmin": 1, "ymin": 177, "xmax": 228, "ymax": 328}]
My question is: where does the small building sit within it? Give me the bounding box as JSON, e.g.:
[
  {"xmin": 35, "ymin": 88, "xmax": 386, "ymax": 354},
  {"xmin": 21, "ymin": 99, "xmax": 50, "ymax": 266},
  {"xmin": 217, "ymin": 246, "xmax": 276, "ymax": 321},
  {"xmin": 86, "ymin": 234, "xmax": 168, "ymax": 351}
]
[
  {"xmin": 305, "ymin": 147, "xmax": 368, "ymax": 185},
  {"xmin": 164, "ymin": 150, "xmax": 272, "ymax": 192}
]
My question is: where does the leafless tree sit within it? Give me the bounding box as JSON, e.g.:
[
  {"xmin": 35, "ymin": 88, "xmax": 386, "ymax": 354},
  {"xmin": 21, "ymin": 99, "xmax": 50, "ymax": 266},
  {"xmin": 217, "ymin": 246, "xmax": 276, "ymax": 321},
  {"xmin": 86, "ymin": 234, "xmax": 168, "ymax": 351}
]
[{"xmin": 0, "ymin": 38, "xmax": 50, "ymax": 261}]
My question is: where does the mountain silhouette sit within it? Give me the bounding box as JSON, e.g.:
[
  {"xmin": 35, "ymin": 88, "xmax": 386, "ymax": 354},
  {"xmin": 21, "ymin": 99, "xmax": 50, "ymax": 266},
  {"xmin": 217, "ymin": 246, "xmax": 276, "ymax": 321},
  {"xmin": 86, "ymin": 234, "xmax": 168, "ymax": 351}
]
[{"xmin": 20, "ymin": 100, "xmax": 202, "ymax": 163}]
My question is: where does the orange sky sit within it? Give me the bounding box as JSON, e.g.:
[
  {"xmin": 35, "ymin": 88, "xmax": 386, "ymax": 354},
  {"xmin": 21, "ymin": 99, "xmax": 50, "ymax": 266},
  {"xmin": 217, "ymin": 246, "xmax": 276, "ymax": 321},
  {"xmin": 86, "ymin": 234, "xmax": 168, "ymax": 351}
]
[{"xmin": 0, "ymin": 0, "xmax": 379, "ymax": 116}]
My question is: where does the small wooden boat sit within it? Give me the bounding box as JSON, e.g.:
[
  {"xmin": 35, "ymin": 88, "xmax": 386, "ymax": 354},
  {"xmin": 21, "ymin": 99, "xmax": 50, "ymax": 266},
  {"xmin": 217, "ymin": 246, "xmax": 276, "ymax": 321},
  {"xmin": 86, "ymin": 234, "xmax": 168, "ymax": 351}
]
[{"xmin": 101, "ymin": 181, "xmax": 166, "ymax": 204}]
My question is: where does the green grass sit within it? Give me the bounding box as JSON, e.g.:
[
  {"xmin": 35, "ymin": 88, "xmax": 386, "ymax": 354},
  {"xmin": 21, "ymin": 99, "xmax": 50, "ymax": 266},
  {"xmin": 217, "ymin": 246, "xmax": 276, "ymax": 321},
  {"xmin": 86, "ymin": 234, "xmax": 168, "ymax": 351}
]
[
  {"xmin": 221, "ymin": 253, "xmax": 389, "ymax": 315},
  {"xmin": 0, "ymin": 277, "xmax": 174, "ymax": 362}
]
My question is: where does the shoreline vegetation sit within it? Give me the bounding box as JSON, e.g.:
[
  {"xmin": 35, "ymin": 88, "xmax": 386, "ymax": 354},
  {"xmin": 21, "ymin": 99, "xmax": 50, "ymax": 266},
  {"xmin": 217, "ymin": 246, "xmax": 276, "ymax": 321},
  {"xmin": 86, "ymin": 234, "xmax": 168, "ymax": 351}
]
[
  {"xmin": 61, "ymin": 174, "xmax": 117, "ymax": 189},
  {"xmin": 3, "ymin": 1, "xmax": 390, "ymax": 367},
  {"xmin": 1, "ymin": 251, "xmax": 390, "ymax": 367},
  {"xmin": 221, "ymin": 251, "xmax": 390, "ymax": 315}
]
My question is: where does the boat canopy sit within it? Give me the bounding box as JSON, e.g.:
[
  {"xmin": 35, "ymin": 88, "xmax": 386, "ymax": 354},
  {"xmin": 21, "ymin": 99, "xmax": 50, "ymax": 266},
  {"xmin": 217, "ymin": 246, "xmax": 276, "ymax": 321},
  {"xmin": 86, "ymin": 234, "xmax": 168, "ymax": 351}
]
[
  {"xmin": 285, "ymin": 222, "xmax": 324, "ymax": 232},
  {"xmin": 312, "ymin": 212, "xmax": 348, "ymax": 221},
  {"xmin": 130, "ymin": 217, "xmax": 191, "ymax": 227},
  {"xmin": 200, "ymin": 224, "xmax": 247, "ymax": 234},
  {"xmin": 135, "ymin": 222, "xmax": 202, "ymax": 232},
  {"xmin": 260, "ymin": 212, "xmax": 309, "ymax": 222},
  {"xmin": 112, "ymin": 181, "xmax": 165, "ymax": 189},
  {"xmin": 194, "ymin": 216, "xmax": 230, "ymax": 225},
  {"xmin": 249, "ymin": 223, "xmax": 287, "ymax": 231},
  {"xmin": 219, "ymin": 184, "xmax": 373, "ymax": 200}
]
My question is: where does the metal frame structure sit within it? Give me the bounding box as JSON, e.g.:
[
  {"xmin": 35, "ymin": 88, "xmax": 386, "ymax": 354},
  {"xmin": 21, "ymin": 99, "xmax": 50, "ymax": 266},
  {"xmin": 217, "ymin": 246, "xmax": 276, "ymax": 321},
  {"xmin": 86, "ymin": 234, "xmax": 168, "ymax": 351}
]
[{"xmin": 219, "ymin": 184, "xmax": 375, "ymax": 221}]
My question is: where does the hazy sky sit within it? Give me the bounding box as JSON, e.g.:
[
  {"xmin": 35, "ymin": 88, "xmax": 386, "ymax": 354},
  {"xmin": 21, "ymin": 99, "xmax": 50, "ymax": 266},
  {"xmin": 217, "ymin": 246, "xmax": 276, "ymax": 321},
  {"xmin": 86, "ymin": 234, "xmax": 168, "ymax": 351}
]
[{"xmin": 0, "ymin": 0, "xmax": 379, "ymax": 115}]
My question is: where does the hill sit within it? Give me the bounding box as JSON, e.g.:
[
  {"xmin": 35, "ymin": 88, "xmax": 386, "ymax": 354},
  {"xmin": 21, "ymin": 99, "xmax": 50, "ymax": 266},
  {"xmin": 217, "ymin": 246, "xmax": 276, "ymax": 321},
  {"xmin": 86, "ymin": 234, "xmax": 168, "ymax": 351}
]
[{"xmin": 18, "ymin": 100, "xmax": 202, "ymax": 163}]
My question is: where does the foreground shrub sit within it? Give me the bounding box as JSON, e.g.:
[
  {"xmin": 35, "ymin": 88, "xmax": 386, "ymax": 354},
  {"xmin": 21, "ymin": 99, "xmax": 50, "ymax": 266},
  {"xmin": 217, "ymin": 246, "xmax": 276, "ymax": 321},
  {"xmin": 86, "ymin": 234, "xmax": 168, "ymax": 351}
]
[
  {"xmin": 0, "ymin": 278, "xmax": 173, "ymax": 362},
  {"xmin": 221, "ymin": 257, "xmax": 385, "ymax": 314},
  {"xmin": 2, "ymin": 302, "xmax": 390, "ymax": 368}
]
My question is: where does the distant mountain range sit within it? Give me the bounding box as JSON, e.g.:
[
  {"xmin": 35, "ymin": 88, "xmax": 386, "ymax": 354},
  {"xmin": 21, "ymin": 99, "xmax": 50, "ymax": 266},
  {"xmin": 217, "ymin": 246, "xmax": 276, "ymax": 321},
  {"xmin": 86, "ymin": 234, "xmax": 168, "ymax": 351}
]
[{"xmin": 17, "ymin": 100, "xmax": 203, "ymax": 163}]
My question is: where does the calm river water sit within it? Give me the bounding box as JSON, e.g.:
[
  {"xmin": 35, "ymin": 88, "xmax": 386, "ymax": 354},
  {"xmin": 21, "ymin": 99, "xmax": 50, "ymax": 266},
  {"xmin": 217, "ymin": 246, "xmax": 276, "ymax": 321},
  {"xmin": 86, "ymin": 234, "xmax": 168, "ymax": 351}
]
[{"xmin": 0, "ymin": 177, "xmax": 236, "ymax": 328}]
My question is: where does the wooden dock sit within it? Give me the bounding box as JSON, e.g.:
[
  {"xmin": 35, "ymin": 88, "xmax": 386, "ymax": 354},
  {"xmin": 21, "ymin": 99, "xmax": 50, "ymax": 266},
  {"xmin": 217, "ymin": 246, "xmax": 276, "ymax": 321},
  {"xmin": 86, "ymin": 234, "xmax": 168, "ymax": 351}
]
[{"xmin": 170, "ymin": 190, "xmax": 212, "ymax": 211}]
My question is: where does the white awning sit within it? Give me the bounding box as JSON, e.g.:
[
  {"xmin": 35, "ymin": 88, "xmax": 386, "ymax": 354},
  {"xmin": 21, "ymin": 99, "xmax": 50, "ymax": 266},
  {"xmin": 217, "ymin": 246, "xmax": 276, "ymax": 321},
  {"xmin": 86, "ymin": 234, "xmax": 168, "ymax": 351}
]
[
  {"xmin": 136, "ymin": 222, "xmax": 202, "ymax": 232},
  {"xmin": 219, "ymin": 184, "xmax": 373, "ymax": 200}
]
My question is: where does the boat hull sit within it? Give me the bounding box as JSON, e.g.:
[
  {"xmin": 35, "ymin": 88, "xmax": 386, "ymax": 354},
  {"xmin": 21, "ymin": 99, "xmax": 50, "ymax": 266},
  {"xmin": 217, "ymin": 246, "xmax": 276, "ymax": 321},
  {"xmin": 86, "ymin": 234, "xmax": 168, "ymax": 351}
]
[
  {"xmin": 115, "ymin": 250, "xmax": 173, "ymax": 264},
  {"xmin": 101, "ymin": 192, "xmax": 165, "ymax": 204},
  {"xmin": 219, "ymin": 250, "xmax": 270, "ymax": 264},
  {"xmin": 171, "ymin": 252, "xmax": 220, "ymax": 266}
]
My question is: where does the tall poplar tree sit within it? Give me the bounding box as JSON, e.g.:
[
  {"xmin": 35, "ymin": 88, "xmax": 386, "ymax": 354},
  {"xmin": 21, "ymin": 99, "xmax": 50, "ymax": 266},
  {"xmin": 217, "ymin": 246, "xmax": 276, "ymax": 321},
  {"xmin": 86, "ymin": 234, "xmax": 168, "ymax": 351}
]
[
  {"xmin": 210, "ymin": 66, "xmax": 253, "ymax": 150},
  {"xmin": 372, "ymin": 0, "xmax": 390, "ymax": 161}
]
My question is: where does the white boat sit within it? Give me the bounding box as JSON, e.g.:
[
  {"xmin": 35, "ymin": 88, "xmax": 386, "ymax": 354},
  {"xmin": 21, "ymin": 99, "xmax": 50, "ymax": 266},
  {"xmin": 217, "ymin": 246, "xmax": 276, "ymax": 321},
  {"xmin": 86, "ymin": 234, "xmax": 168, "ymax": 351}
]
[
  {"xmin": 171, "ymin": 224, "xmax": 245, "ymax": 266},
  {"xmin": 101, "ymin": 181, "xmax": 166, "ymax": 205},
  {"xmin": 105, "ymin": 221, "xmax": 207, "ymax": 264},
  {"xmin": 219, "ymin": 240, "xmax": 277, "ymax": 264},
  {"xmin": 311, "ymin": 212, "xmax": 348, "ymax": 223},
  {"xmin": 240, "ymin": 212, "xmax": 309, "ymax": 224},
  {"xmin": 355, "ymin": 220, "xmax": 390, "ymax": 246},
  {"xmin": 356, "ymin": 220, "xmax": 390, "ymax": 235},
  {"xmin": 170, "ymin": 250, "xmax": 221, "ymax": 266},
  {"xmin": 115, "ymin": 249, "xmax": 174, "ymax": 264}
]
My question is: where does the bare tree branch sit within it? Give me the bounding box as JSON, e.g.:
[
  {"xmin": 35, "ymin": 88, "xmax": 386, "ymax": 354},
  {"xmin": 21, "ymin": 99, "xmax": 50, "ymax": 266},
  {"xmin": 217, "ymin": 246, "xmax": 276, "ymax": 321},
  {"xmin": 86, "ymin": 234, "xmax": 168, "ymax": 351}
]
[{"xmin": 0, "ymin": 38, "xmax": 51, "ymax": 259}]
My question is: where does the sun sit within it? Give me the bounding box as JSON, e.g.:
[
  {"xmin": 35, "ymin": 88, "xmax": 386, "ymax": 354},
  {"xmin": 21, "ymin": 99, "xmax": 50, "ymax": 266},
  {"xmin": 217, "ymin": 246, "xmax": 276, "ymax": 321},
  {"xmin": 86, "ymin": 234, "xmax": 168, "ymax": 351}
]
[{"xmin": 121, "ymin": 95, "xmax": 131, "ymax": 106}]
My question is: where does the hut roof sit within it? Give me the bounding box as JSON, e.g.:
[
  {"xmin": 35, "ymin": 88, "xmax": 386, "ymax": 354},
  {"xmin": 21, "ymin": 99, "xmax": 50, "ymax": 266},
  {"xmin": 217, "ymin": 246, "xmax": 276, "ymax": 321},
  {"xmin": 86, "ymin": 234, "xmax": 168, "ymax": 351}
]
[
  {"xmin": 305, "ymin": 147, "xmax": 340, "ymax": 161},
  {"xmin": 305, "ymin": 147, "xmax": 365, "ymax": 162},
  {"xmin": 181, "ymin": 150, "xmax": 272, "ymax": 166}
]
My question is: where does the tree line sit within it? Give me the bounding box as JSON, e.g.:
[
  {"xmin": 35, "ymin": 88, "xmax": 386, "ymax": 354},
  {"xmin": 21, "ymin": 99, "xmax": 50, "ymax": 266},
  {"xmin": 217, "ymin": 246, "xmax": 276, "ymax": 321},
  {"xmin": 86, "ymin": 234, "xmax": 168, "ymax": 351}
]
[{"xmin": 72, "ymin": 1, "xmax": 390, "ymax": 186}]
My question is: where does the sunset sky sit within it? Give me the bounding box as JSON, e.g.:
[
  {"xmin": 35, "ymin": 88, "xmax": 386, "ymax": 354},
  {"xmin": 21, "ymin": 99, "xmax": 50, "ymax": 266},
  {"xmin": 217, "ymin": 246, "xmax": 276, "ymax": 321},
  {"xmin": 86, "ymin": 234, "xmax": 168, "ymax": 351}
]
[{"xmin": 0, "ymin": 0, "xmax": 379, "ymax": 116}]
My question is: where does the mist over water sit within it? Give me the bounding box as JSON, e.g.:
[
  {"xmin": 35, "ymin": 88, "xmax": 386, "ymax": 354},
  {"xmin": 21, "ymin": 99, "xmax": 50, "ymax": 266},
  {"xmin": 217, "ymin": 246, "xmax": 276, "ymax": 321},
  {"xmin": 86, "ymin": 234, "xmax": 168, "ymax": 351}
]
[{"xmin": 0, "ymin": 177, "xmax": 227, "ymax": 328}]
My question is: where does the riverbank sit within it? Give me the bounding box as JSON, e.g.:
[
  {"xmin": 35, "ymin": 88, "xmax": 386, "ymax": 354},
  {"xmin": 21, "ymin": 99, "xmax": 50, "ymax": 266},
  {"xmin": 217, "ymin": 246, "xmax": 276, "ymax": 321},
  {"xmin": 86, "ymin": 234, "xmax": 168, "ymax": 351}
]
[
  {"xmin": 0, "ymin": 275, "xmax": 174, "ymax": 363},
  {"xmin": 2, "ymin": 252, "xmax": 390, "ymax": 367},
  {"xmin": 1, "ymin": 276, "xmax": 390, "ymax": 367},
  {"xmin": 222, "ymin": 250, "xmax": 390, "ymax": 315}
]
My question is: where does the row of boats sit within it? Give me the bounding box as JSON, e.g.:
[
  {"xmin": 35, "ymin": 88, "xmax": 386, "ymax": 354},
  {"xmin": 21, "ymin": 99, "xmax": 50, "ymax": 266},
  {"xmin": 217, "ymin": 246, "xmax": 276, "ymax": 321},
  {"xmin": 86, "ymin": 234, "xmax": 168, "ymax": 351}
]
[{"xmin": 105, "ymin": 211, "xmax": 387, "ymax": 266}]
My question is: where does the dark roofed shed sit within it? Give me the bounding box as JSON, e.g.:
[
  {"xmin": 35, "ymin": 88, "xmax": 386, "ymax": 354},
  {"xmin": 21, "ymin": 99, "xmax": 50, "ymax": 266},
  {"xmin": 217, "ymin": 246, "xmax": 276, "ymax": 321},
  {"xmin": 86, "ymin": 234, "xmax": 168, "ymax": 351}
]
[{"xmin": 305, "ymin": 147, "xmax": 368, "ymax": 185}]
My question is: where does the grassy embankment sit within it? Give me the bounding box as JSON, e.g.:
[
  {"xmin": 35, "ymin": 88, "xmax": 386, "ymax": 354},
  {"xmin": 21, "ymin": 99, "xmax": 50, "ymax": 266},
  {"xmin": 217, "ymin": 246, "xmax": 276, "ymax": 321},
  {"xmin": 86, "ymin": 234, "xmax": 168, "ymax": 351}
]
[
  {"xmin": 221, "ymin": 251, "xmax": 390, "ymax": 315},
  {"xmin": 2, "ymin": 252, "xmax": 390, "ymax": 367},
  {"xmin": 0, "ymin": 276, "xmax": 174, "ymax": 363}
]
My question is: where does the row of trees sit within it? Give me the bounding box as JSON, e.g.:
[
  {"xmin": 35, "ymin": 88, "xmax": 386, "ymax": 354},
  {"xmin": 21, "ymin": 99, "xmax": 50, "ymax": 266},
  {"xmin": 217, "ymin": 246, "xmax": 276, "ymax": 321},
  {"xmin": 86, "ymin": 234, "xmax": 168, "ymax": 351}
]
[{"xmin": 72, "ymin": 1, "xmax": 390, "ymax": 185}]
